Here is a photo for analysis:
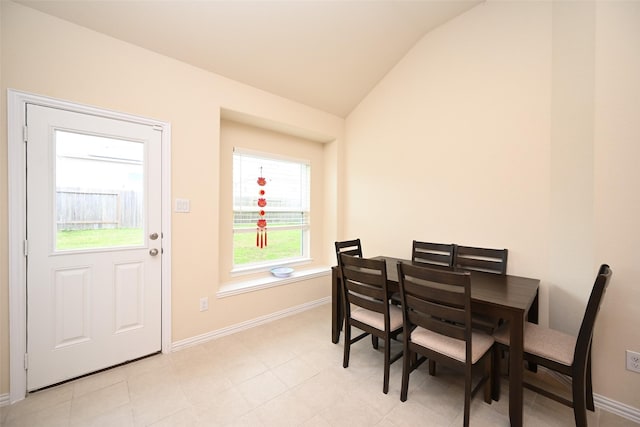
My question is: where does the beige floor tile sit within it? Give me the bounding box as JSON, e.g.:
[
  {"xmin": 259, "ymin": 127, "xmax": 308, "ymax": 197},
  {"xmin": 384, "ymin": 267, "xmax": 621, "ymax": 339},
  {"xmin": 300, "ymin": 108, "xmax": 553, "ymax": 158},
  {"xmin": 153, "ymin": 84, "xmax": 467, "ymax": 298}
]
[
  {"xmin": 253, "ymin": 391, "xmax": 316, "ymax": 426},
  {"xmin": 384, "ymin": 399, "xmax": 451, "ymax": 427},
  {"xmin": 194, "ymin": 386, "xmax": 254, "ymax": 426},
  {"xmin": 70, "ymin": 403, "xmax": 133, "ymax": 427},
  {"xmin": 122, "ymin": 353, "xmax": 172, "ymax": 380},
  {"xmin": 235, "ymin": 371, "xmax": 288, "ymax": 407},
  {"xmin": 5, "ymin": 400, "xmax": 71, "ymax": 427},
  {"xmin": 300, "ymin": 414, "xmax": 332, "ymax": 427},
  {"xmin": 271, "ymin": 356, "xmax": 321, "ymax": 388},
  {"xmin": 1, "ymin": 404, "xmax": 9, "ymax": 426},
  {"xmin": 126, "ymin": 364, "xmax": 180, "ymax": 400},
  {"xmin": 72, "ymin": 367, "xmax": 127, "ymax": 398},
  {"xmin": 147, "ymin": 407, "xmax": 199, "ymax": 427},
  {"xmin": 69, "ymin": 381, "xmax": 130, "ymax": 425},
  {"xmin": 598, "ymin": 409, "xmax": 640, "ymax": 426},
  {"xmin": 4, "ymin": 304, "xmax": 639, "ymax": 427},
  {"xmin": 130, "ymin": 385, "xmax": 190, "ymax": 427},
  {"xmin": 223, "ymin": 409, "xmax": 265, "ymax": 427},
  {"xmin": 5, "ymin": 384, "xmax": 72, "ymax": 422},
  {"xmin": 385, "ymin": 400, "xmax": 454, "ymax": 427},
  {"xmin": 318, "ymin": 391, "xmax": 387, "ymax": 426},
  {"xmin": 223, "ymin": 357, "xmax": 270, "ymax": 385},
  {"xmin": 289, "ymin": 370, "xmax": 350, "ymax": 413},
  {"xmin": 179, "ymin": 371, "xmax": 234, "ymax": 407}
]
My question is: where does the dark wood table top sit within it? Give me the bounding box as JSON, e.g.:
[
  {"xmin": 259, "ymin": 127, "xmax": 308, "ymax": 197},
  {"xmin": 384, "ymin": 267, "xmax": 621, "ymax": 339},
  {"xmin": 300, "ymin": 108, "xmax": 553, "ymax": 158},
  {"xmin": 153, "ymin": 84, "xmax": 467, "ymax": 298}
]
[{"xmin": 375, "ymin": 256, "xmax": 540, "ymax": 313}]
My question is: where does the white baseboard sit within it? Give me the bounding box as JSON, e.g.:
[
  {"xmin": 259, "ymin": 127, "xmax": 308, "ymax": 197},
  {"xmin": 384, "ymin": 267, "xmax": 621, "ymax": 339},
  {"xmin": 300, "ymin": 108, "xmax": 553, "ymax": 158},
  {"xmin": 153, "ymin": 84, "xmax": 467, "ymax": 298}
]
[
  {"xmin": 543, "ymin": 369, "xmax": 640, "ymax": 423},
  {"xmin": 171, "ymin": 296, "xmax": 330, "ymax": 352},
  {"xmin": 0, "ymin": 393, "xmax": 9, "ymax": 407},
  {"xmin": 594, "ymin": 393, "xmax": 640, "ymax": 424}
]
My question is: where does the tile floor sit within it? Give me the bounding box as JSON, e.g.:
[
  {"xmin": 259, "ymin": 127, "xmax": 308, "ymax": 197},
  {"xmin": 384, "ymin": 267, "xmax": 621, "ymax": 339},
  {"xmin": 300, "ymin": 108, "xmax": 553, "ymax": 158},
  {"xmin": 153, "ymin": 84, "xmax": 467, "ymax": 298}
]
[{"xmin": 1, "ymin": 303, "xmax": 637, "ymax": 426}]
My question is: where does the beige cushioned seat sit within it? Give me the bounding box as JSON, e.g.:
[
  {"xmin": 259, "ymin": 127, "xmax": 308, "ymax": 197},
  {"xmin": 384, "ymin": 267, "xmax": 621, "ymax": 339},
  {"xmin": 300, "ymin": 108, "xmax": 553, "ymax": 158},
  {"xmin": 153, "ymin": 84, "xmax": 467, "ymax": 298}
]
[
  {"xmin": 493, "ymin": 322, "xmax": 576, "ymax": 366},
  {"xmin": 411, "ymin": 326, "xmax": 494, "ymax": 364},
  {"xmin": 351, "ymin": 305, "xmax": 403, "ymax": 331}
]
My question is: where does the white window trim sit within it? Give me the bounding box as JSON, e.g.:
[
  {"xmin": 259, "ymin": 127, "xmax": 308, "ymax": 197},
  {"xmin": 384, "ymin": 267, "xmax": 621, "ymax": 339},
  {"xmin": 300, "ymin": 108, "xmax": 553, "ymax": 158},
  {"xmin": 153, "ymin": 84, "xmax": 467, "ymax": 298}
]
[
  {"xmin": 232, "ymin": 147, "xmax": 311, "ymax": 271},
  {"xmin": 217, "ymin": 266, "xmax": 331, "ymax": 298}
]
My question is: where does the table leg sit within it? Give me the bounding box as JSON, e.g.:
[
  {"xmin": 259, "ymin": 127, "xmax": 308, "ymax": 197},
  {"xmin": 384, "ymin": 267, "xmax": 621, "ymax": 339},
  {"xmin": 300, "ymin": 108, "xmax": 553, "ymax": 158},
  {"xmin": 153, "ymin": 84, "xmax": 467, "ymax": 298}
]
[
  {"xmin": 331, "ymin": 267, "xmax": 342, "ymax": 343},
  {"xmin": 508, "ymin": 311, "xmax": 524, "ymax": 427},
  {"xmin": 526, "ymin": 290, "xmax": 539, "ymax": 373}
]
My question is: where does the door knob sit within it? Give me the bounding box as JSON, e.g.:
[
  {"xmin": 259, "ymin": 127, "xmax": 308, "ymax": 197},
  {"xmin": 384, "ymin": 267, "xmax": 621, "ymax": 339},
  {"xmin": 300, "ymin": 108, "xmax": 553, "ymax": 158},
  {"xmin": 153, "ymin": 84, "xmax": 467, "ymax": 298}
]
[
  {"xmin": 149, "ymin": 248, "xmax": 159, "ymax": 256},
  {"xmin": 149, "ymin": 232, "xmax": 159, "ymax": 240}
]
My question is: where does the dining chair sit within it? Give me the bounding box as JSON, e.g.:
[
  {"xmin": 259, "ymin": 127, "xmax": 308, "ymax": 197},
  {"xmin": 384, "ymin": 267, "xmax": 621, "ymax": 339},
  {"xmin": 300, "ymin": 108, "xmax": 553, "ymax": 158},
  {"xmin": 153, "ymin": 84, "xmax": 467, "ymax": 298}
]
[
  {"xmin": 339, "ymin": 253, "xmax": 403, "ymax": 394},
  {"xmin": 454, "ymin": 245, "xmax": 508, "ymax": 275},
  {"xmin": 492, "ymin": 264, "xmax": 612, "ymax": 427},
  {"xmin": 411, "ymin": 240, "xmax": 455, "ymax": 268},
  {"xmin": 334, "ymin": 238, "xmax": 363, "ymax": 265},
  {"xmin": 397, "ymin": 262, "xmax": 494, "ymax": 427},
  {"xmin": 453, "ymin": 245, "xmax": 508, "ymax": 334}
]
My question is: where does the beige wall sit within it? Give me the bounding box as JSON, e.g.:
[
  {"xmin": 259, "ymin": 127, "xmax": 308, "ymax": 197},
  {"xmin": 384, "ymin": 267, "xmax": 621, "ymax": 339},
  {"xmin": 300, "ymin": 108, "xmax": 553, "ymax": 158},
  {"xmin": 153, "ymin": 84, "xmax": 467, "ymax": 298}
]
[
  {"xmin": 345, "ymin": 0, "xmax": 640, "ymax": 409},
  {"xmin": 0, "ymin": 1, "xmax": 342, "ymax": 395},
  {"xmin": 593, "ymin": 0, "xmax": 640, "ymax": 408}
]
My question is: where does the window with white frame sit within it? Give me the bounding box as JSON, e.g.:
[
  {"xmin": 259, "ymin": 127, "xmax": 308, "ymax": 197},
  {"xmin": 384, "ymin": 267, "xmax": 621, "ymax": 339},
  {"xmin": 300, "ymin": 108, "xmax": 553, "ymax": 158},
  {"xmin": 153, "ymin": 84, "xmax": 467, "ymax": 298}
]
[{"xmin": 233, "ymin": 148, "xmax": 310, "ymax": 269}]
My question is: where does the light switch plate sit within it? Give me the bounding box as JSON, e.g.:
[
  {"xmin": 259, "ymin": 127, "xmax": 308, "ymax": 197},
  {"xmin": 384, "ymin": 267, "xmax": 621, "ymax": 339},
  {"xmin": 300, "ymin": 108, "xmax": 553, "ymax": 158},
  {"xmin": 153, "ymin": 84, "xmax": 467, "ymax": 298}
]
[{"xmin": 175, "ymin": 198, "xmax": 190, "ymax": 213}]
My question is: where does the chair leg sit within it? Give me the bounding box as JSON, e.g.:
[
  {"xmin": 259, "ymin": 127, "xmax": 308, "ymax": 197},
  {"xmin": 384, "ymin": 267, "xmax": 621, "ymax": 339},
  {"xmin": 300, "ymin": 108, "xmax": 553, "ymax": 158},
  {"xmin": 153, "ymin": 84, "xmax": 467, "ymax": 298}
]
[
  {"xmin": 428, "ymin": 359, "xmax": 436, "ymax": 376},
  {"xmin": 492, "ymin": 344, "xmax": 502, "ymax": 401},
  {"xmin": 400, "ymin": 347, "xmax": 411, "ymax": 402},
  {"xmin": 586, "ymin": 354, "xmax": 595, "ymax": 411},
  {"xmin": 464, "ymin": 369, "xmax": 471, "ymax": 427},
  {"xmin": 343, "ymin": 324, "xmax": 351, "ymax": 368},
  {"xmin": 372, "ymin": 335, "xmax": 379, "ymax": 349},
  {"xmin": 573, "ymin": 370, "xmax": 588, "ymax": 427},
  {"xmin": 484, "ymin": 353, "xmax": 492, "ymax": 404},
  {"xmin": 383, "ymin": 334, "xmax": 390, "ymax": 394}
]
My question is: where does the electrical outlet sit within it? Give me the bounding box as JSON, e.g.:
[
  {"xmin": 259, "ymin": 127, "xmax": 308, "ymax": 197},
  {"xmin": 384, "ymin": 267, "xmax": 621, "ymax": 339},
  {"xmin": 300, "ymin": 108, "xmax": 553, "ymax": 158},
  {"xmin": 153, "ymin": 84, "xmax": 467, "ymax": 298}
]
[
  {"xmin": 626, "ymin": 350, "xmax": 640, "ymax": 373},
  {"xmin": 199, "ymin": 297, "xmax": 208, "ymax": 312}
]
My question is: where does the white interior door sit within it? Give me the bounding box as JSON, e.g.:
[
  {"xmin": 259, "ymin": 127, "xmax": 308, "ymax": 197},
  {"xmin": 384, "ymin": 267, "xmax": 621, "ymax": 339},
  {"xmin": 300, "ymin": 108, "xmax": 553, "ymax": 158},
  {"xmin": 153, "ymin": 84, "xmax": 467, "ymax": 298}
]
[{"xmin": 26, "ymin": 104, "xmax": 162, "ymax": 391}]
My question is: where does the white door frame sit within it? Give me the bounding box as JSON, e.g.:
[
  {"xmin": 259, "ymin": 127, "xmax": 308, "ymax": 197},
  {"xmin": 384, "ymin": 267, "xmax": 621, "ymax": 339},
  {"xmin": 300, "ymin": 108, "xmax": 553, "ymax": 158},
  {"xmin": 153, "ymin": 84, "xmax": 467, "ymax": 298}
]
[{"xmin": 7, "ymin": 89, "xmax": 172, "ymax": 403}]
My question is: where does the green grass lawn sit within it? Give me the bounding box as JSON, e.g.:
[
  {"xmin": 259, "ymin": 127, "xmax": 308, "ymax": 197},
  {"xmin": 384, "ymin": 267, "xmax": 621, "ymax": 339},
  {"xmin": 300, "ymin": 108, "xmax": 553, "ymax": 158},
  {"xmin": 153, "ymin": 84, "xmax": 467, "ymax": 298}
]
[
  {"xmin": 57, "ymin": 227, "xmax": 302, "ymax": 265},
  {"xmin": 57, "ymin": 228, "xmax": 143, "ymax": 250},
  {"xmin": 234, "ymin": 229, "xmax": 302, "ymax": 265}
]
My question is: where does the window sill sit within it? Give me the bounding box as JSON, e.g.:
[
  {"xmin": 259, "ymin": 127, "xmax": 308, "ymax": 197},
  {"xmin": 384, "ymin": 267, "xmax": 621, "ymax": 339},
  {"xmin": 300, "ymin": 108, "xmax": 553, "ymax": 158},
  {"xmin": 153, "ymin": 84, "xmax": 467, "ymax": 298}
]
[{"xmin": 216, "ymin": 266, "xmax": 331, "ymax": 298}]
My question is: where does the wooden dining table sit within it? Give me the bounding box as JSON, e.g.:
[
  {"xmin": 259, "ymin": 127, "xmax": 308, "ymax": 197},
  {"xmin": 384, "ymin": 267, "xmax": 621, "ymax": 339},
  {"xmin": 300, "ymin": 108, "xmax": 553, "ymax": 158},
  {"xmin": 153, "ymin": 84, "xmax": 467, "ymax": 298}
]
[{"xmin": 331, "ymin": 256, "xmax": 540, "ymax": 427}]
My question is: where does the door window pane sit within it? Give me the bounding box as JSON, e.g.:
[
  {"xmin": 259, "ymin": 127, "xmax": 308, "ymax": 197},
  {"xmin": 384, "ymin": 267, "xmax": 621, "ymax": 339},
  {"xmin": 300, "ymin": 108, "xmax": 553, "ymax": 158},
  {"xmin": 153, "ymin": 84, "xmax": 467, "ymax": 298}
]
[{"xmin": 55, "ymin": 131, "xmax": 144, "ymax": 251}]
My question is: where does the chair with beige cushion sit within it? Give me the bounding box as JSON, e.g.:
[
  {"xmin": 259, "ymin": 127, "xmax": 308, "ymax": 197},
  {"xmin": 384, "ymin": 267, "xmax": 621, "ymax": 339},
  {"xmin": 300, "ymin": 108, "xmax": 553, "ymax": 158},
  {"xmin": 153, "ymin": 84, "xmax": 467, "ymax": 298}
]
[
  {"xmin": 339, "ymin": 254, "xmax": 403, "ymax": 394},
  {"xmin": 492, "ymin": 264, "xmax": 612, "ymax": 427},
  {"xmin": 397, "ymin": 262, "xmax": 494, "ymax": 427}
]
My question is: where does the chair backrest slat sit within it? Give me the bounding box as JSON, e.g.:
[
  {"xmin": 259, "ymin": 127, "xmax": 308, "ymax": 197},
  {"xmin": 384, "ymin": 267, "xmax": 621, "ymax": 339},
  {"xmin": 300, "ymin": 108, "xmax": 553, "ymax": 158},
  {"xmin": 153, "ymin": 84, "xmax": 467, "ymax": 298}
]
[
  {"xmin": 335, "ymin": 239, "xmax": 363, "ymax": 266},
  {"xmin": 412, "ymin": 241, "xmax": 455, "ymax": 268},
  {"xmin": 403, "ymin": 279, "xmax": 465, "ymax": 308},
  {"xmin": 349, "ymin": 292, "xmax": 386, "ymax": 314},
  {"xmin": 454, "ymin": 245, "xmax": 508, "ymax": 275}
]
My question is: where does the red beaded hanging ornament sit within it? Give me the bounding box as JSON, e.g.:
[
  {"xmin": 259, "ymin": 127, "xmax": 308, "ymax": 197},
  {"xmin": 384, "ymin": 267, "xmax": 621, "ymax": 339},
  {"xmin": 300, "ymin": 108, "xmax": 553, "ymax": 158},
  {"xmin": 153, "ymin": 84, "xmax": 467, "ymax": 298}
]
[{"xmin": 256, "ymin": 169, "xmax": 267, "ymax": 248}]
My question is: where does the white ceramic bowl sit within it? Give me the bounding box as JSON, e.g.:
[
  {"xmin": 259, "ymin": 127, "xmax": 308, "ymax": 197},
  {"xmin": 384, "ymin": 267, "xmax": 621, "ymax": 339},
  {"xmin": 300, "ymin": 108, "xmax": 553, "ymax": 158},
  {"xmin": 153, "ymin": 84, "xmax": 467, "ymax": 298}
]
[{"xmin": 271, "ymin": 267, "xmax": 294, "ymax": 278}]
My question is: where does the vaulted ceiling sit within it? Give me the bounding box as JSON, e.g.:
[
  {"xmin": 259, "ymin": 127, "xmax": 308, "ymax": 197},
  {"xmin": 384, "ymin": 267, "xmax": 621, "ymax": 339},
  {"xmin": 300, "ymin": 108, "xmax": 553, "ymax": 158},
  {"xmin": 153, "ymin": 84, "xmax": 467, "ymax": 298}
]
[{"xmin": 16, "ymin": 0, "xmax": 482, "ymax": 117}]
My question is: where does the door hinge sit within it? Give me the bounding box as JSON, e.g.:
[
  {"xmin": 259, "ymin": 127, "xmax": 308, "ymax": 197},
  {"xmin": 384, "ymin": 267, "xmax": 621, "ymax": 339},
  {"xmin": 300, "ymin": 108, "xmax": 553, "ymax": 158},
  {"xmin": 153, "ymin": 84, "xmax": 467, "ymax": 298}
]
[
  {"xmin": 24, "ymin": 239, "xmax": 28, "ymax": 257},
  {"xmin": 24, "ymin": 353, "xmax": 28, "ymax": 370},
  {"xmin": 23, "ymin": 125, "xmax": 28, "ymax": 143}
]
